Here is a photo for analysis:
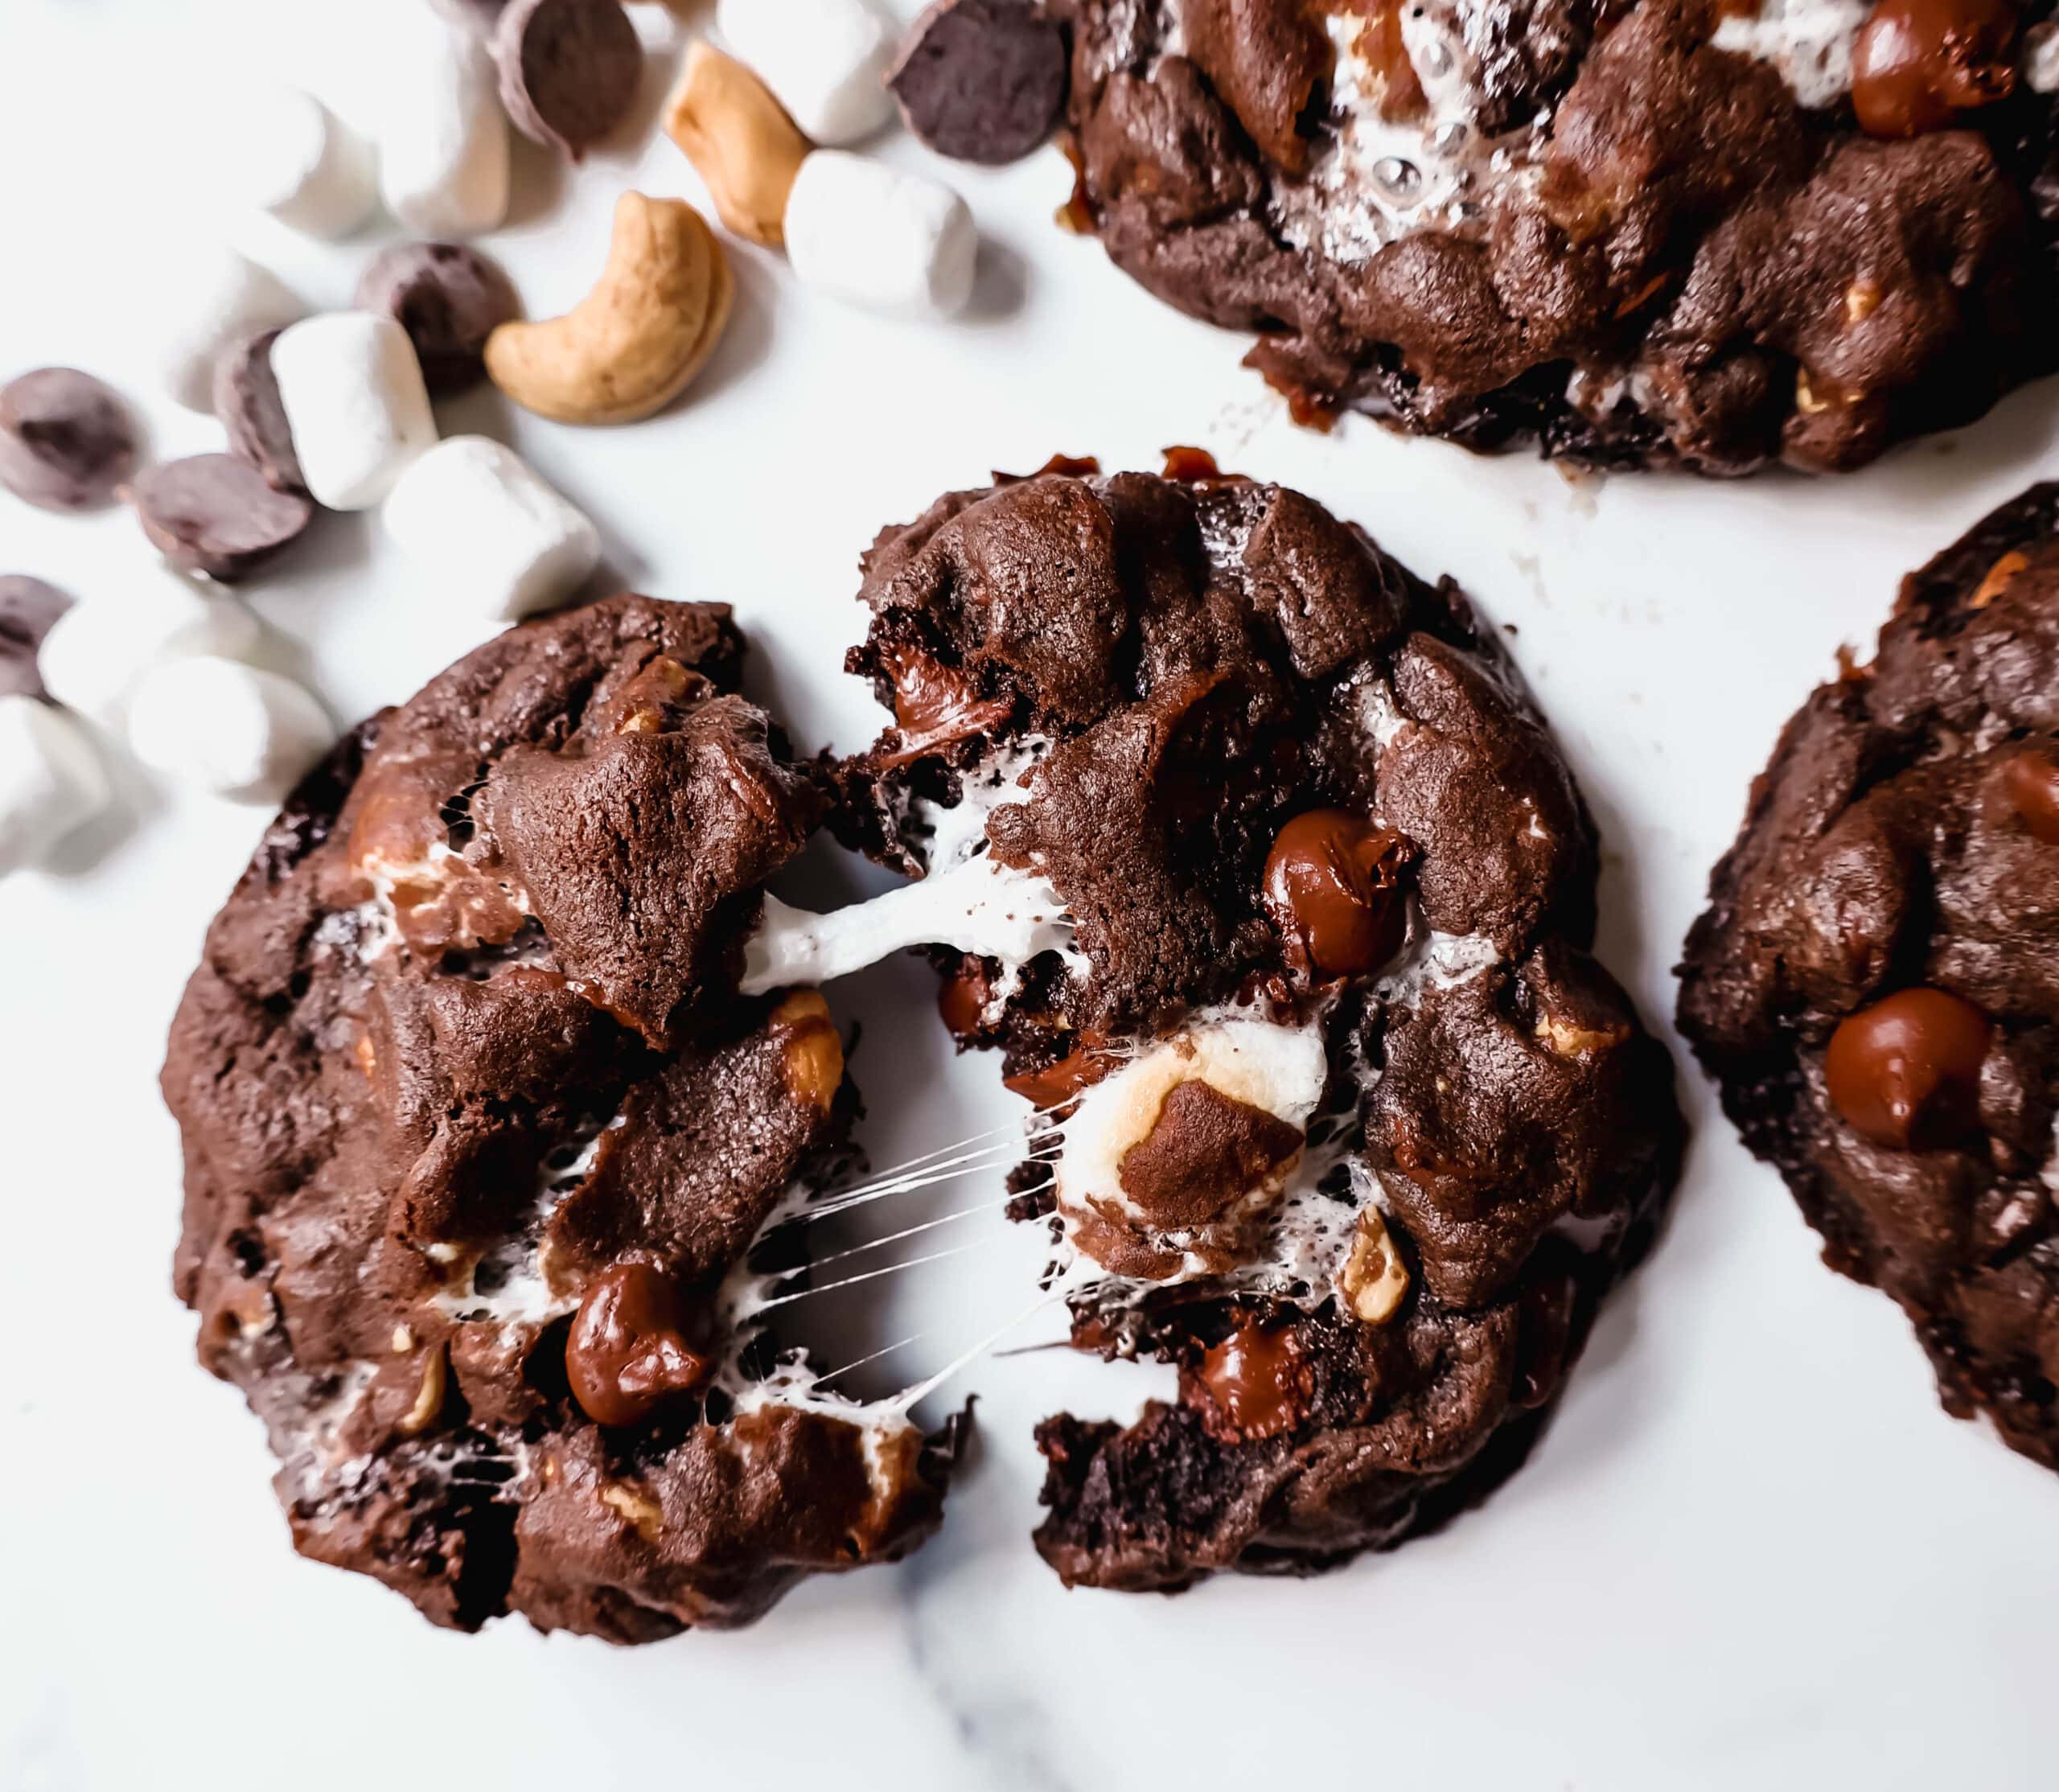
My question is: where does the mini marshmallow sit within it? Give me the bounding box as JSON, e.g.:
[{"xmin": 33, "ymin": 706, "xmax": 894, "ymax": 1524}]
[
  {"xmin": 783, "ymin": 151, "xmax": 977, "ymax": 319},
  {"xmin": 125, "ymin": 658, "xmax": 333, "ymax": 803},
  {"xmin": 37, "ymin": 577, "xmax": 263, "ymax": 730},
  {"xmin": 717, "ymin": 0, "xmax": 897, "ymax": 143},
  {"xmin": 271, "ymin": 313, "xmax": 438, "ymax": 510},
  {"xmin": 379, "ymin": 14, "xmax": 512, "ymax": 235},
  {"xmin": 0, "ymin": 697, "xmax": 112, "ymax": 878},
  {"xmin": 382, "ymin": 435, "xmax": 600, "ymax": 619},
  {"xmin": 233, "ymin": 86, "xmax": 380, "ymax": 237},
  {"xmin": 153, "ymin": 250, "xmax": 307, "ymax": 413}
]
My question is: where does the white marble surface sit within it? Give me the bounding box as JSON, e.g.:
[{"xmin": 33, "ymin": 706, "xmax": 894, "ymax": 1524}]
[{"xmin": 3, "ymin": 2, "xmax": 2057, "ymax": 1787}]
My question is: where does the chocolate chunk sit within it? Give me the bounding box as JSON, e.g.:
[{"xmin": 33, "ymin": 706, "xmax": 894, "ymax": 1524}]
[
  {"xmin": 354, "ymin": 241, "xmax": 521, "ymax": 397},
  {"xmin": 493, "ymin": 0, "xmax": 643, "ymax": 161},
  {"xmin": 2003, "ymin": 746, "xmax": 2059, "ymax": 845},
  {"xmin": 212, "ymin": 330, "xmax": 306, "ymax": 496},
  {"xmin": 888, "ymin": 0, "xmax": 1068, "ymax": 165},
  {"xmin": 1183, "ymin": 1318, "xmax": 1309, "ymax": 1442},
  {"xmin": 1851, "ymin": 0, "xmax": 2016, "ymax": 138},
  {"xmin": 1825, "ymin": 986, "xmax": 1992, "ymax": 1149},
  {"xmin": 1261, "ymin": 808, "xmax": 1409, "ymax": 977},
  {"xmin": 1116, "ymin": 1079, "xmax": 1304, "ymax": 1227},
  {"xmin": 0, "ymin": 575, "xmax": 72, "ymax": 701},
  {"xmin": 565, "ymin": 1261, "xmax": 713, "ymax": 1426},
  {"xmin": 129, "ymin": 454, "xmax": 314, "ymax": 582},
  {"xmin": 0, "ymin": 368, "xmax": 136, "ymax": 512}
]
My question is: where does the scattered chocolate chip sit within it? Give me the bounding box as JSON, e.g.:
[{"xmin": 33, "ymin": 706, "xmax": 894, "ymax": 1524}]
[
  {"xmin": 212, "ymin": 330, "xmax": 306, "ymax": 495},
  {"xmin": 354, "ymin": 241, "xmax": 522, "ymax": 397},
  {"xmin": 1184, "ymin": 1318, "xmax": 1308, "ymax": 1442},
  {"xmin": 565, "ymin": 1260, "xmax": 713, "ymax": 1427},
  {"xmin": 1851, "ymin": 0, "xmax": 2016, "ymax": 138},
  {"xmin": 129, "ymin": 454, "xmax": 314, "ymax": 582},
  {"xmin": 2003, "ymin": 745, "xmax": 2059, "ymax": 845},
  {"xmin": 887, "ymin": 0, "xmax": 1066, "ymax": 164},
  {"xmin": 0, "ymin": 368, "xmax": 138, "ymax": 512},
  {"xmin": 1262, "ymin": 808, "xmax": 1409, "ymax": 978},
  {"xmin": 493, "ymin": 0, "xmax": 643, "ymax": 161},
  {"xmin": 1824, "ymin": 985, "xmax": 1991, "ymax": 1149},
  {"xmin": 0, "ymin": 575, "xmax": 72, "ymax": 701}
]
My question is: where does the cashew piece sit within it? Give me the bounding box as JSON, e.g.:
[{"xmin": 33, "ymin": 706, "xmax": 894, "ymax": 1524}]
[
  {"xmin": 484, "ymin": 191, "xmax": 733, "ymax": 425},
  {"xmin": 664, "ymin": 43, "xmax": 811, "ymax": 249}
]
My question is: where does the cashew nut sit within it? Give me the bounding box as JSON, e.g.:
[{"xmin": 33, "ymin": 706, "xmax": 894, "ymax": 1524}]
[
  {"xmin": 484, "ymin": 191, "xmax": 733, "ymax": 425},
  {"xmin": 664, "ymin": 43, "xmax": 811, "ymax": 249}
]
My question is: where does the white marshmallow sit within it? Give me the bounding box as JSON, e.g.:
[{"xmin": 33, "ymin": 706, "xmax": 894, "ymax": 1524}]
[
  {"xmin": 37, "ymin": 577, "xmax": 263, "ymax": 730},
  {"xmin": 232, "ymin": 86, "xmax": 380, "ymax": 237},
  {"xmin": 152, "ymin": 249, "xmax": 306, "ymax": 413},
  {"xmin": 0, "ymin": 697, "xmax": 112, "ymax": 878},
  {"xmin": 717, "ymin": 0, "xmax": 896, "ymax": 143},
  {"xmin": 125, "ymin": 659, "xmax": 333, "ymax": 803},
  {"xmin": 271, "ymin": 313, "xmax": 438, "ymax": 510},
  {"xmin": 382, "ymin": 435, "xmax": 600, "ymax": 620},
  {"xmin": 378, "ymin": 14, "xmax": 511, "ymax": 236},
  {"xmin": 783, "ymin": 151, "xmax": 978, "ymax": 319}
]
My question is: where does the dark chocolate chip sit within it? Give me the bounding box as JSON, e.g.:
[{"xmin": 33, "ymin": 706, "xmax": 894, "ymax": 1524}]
[
  {"xmin": 2003, "ymin": 745, "xmax": 2059, "ymax": 845},
  {"xmin": 888, "ymin": 0, "xmax": 1066, "ymax": 164},
  {"xmin": 1262, "ymin": 808, "xmax": 1409, "ymax": 978},
  {"xmin": 565, "ymin": 1261, "xmax": 713, "ymax": 1427},
  {"xmin": 493, "ymin": 0, "xmax": 643, "ymax": 161},
  {"xmin": 129, "ymin": 454, "xmax": 314, "ymax": 583},
  {"xmin": 355, "ymin": 241, "xmax": 522, "ymax": 397},
  {"xmin": 212, "ymin": 330, "xmax": 306, "ymax": 496},
  {"xmin": 0, "ymin": 575, "xmax": 73, "ymax": 701},
  {"xmin": 1851, "ymin": 0, "xmax": 2016, "ymax": 138},
  {"xmin": 0, "ymin": 368, "xmax": 138, "ymax": 512},
  {"xmin": 1824, "ymin": 985, "xmax": 1991, "ymax": 1149}
]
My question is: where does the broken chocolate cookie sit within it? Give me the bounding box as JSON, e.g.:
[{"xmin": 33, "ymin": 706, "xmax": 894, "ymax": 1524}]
[
  {"xmin": 162, "ymin": 594, "xmax": 958, "ymax": 1640},
  {"xmin": 1679, "ymin": 483, "xmax": 2059, "ymax": 1471}
]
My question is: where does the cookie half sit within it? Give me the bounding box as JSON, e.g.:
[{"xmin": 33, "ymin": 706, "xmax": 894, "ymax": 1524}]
[
  {"xmin": 1680, "ymin": 487, "xmax": 2059, "ymax": 1469},
  {"xmin": 162, "ymin": 595, "xmax": 958, "ymax": 1641},
  {"xmin": 798, "ymin": 457, "xmax": 1683, "ymax": 1589},
  {"xmin": 1061, "ymin": 0, "xmax": 2056, "ymax": 472}
]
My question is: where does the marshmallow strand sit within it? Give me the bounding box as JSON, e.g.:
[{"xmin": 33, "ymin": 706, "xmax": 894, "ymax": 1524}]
[
  {"xmin": 783, "ymin": 152, "xmax": 977, "ymax": 319},
  {"xmin": 271, "ymin": 313, "xmax": 438, "ymax": 510},
  {"xmin": 0, "ymin": 697, "xmax": 111, "ymax": 878},
  {"xmin": 716, "ymin": 0, "xmax": 898, "ymax": 143},
  {"xmin": 125, "ymin": 659, "xmax": 334, "ymax": 803},
  {"xmin": 383, "ymin": 436, "xmax": 601, "ymax": 619},
  {"xmin": 379, "ymin": 14, "xmax": 511, "ymax": 235}
]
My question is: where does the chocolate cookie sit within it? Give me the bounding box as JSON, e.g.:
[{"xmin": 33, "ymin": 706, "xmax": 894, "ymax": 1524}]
[
  {"xmin": 1679, "ymin": 486, "xmax": 2059, "ymax": 1469},
  {"xmin": 821, "ymin": 457, "xmax": 1682, "ymax": 1589},
  {"xmin": 162, "ymin": 595, "xmax": 959, "ymax": 1640},
  {"xmin": 1058, "ymin": 0, "xmax": 2059, "ymax": 472}
]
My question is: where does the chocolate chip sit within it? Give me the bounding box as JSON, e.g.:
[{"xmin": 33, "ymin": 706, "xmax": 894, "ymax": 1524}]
[
  {"xmin": 493, "ymin": 0, "xmax": 643, "ymax": 162},
  {"xmin": 1262, "ymin": 808, "xmax": 1409, "ymax": 978},
  {"xmin": 1851, "ymin": 0, "xmax": 2016, "ymax": 138},
  {"xmin": 1824, "ymin": 985, "xmax": 1991, "ymax": 1149},
  {"xmin": 129, "ymin": 454, "xmax": 314, "ymax": 583},
  {"xmin": 212, "ymin": 330, "xmax": 306, "ymax": 496},
  {"xmin": 887, "ymin": 0, "xmax": 1067, "ymax": 165},
  {"xmin": 1183, "ymin": 1317, "xmax": 1309, "ymax": 1442},
  {"xmin": 0, "ymin": 575, "xmax": 73, "ymax": 701},
  {"xmin": 565, "ymin": 1261, "xmax": 713, "ymax": 1427},
  {"xmin": 2003, "ymin": 745, "xmax": 2059, "ymax": 845},
  {"xmin": 354, "ymin": 241, "xmax": 521, "ymax": 397},
  {"xmin": 0, "ymin": 368, "xmax": 137, "ymax": 512}
]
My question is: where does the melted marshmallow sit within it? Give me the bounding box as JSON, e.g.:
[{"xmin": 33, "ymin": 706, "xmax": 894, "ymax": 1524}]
[{"xmin": 1710, "ymin": 0, "xmax": 1872, "ymax": 109}]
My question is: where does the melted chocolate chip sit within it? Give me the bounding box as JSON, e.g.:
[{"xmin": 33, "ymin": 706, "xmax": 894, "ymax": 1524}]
[
  {"xmin": 1851, "ymin": 0, "xmax": 2016, "ymax": 138},
  {"xmin": 2003, "ymin": 745, "xmax": 2059, "ymax": 845},
  {"xmin": 939, "ymin": 961, "xmax": 996, "ymax": 1036},
  {"xmin": 1116, "ymin": 1079, "xmax": 1304, "ymax": 1228},
  {"xmin": 1160, "ymin": 444, "xmax": 1237, "ymax": 483},
  {"xmin": 1824, "ymin": 985, "xmax": 1991, "ymax": 1149},
  {"xmin": 1262, "ymin": 809, "xmax": 1409, "ymax": 977},
  {"xmin": 565, "ymin": 1261, "xmax": 713, "ymax": 1427},
  {"xmin": 1001, "ymin": 1036, "xmax": 1116, "ymax": 1108},
  {"xmin": 1186, "ymin": 1319, "xmax": 1309, "ymax": 1441},
  {"xmin": 883, "ymin": 644, "xmax": 1013, "ymax": 758}
]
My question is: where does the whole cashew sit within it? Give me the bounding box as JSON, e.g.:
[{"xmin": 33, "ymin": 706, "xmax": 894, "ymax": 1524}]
[
  {"xmin": 664, "ymin": 43, "xmax": 811, "ymax": 249},
  {"xmin": 484, "ymin": 191, "xmax": 733, "ymax": 425}
]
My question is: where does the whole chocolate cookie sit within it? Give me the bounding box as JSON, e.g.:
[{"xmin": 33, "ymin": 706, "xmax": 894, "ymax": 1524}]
[
  {"xmin": 1679, "ymin": 487, "xmax": 2059, "ymax": 1469},
  {"xmin": 1059, "ymin": 0, "xmax": 2059, "ymax": 472},
  {"xmin": 817, "ymin": 457, "xmax": 1682, "ymax": 1589},
  {"xmin": 162, "ymin": 595, "xmax": 958, "ymax": 1640}
]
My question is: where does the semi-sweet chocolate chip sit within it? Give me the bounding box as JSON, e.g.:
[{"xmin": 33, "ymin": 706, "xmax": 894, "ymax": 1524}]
[
  {"xmin": 354, "ymin": 241, "xmax": 521, "ymax": 397},
  {"xmin": 493, "ymin": 0, "xmax": 643, "ymax": 161},
  {"xmin": 1851, "ymin": 0, "xmax": 2016, "ymax": 138},
  {"xmin": 0, "ymin": 368, "xmax": 137, "ymax": 512},
  {"xmin": 128, "ymin": 454, "xmax": 314, "ymax": 582},
  {"xmin": 0, "ymin": 575, "xmax": 72, "ymax": 701},
  {"xmin": 887, "ymin": 0, "xmax": 1068, "ymax": 165},
  {"xmin": 565, "ymin": 1261, "xmax": 714, "ymax": 1427},
  {"xmin": 1261, "ymin": 808, "xmax": 1408, "ymax": 978},
  {"xmin": 1825, "ymin": 986, "xmax": 1992, "ymax": 1149},
  {"xmin": 212, "ymin": 330, "xmax": 306, "ymax": 495}
]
